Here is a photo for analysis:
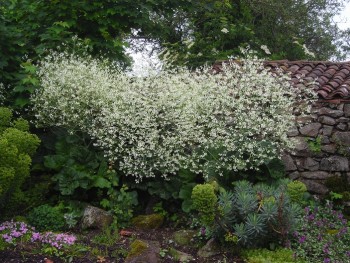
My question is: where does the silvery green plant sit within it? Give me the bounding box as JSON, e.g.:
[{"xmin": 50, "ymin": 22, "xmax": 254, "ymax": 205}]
[
  {"xmin": 213, "ymin": 180, "xmax": 302, "ymax": 248},
  {"xmin": 32, "ymin": 50, "xmax": 315, "ymax": 181}
]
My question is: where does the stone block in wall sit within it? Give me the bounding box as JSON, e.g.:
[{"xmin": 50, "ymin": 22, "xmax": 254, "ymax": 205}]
[
  {"xmin": 292, "ymin": 137, "xmax": 311, "ymax": 157},
  {"xmin": 301, "ymin": 171, "xmax": 333, "ymax": 180},
  {"xmin": 287, "ymin": 126, "xmax": 299, "ymax": 137},
  {"xmin": 281, "ymin": 154, "xmax": 297, "ymax": 171},
  {"xmin": 318, "ymin": 116, "xmax": 336, "ymax": 125},
  {"xmin": 337, "ymin": 103, "xmax": 344, "ymax": 111},
  {"xmin": 321, "ymin": 144, "xmax": 337, "ymax": 154},
  {"xmin": 337, "ymin": 117, "xmax": 350, "ymax": 123},
  {"xmin": 320, "ymin": 156, "xmax": 349, "ymax": 171},
  {"xmin": 302, "ymin": 157, "xmax": 320, "ymax": 171},
  {"xmin": 317, "ymin": 107, "xmax": 344, "ymax": 118},
  {"xmin": 299, "ymin": 179, "xmax": 329, "ymax": 195},
  {"xmin": 332, "ymin": 131, "xmax": 350, "ymax": 146},
  {"xmin": 336, "ymin": 123, "xmax": 347, "ymax": 131},
  {"xmin": 321, "ymin": 125, "xmax": 333, "ymax": 136},
  {"xmin": 344, "ymin": 104, "xmax": 350, "ymax": 117},
  {"xmin": 321, "ymin": 136, "xmax": 330, "ymax": 144},
  {"xmin": 299, "ymin": 123, "xmax": 321, "ymax": 137},
  {"xmin": 289, "ymin": 171, "xmax": 300, "ymax": 180}
]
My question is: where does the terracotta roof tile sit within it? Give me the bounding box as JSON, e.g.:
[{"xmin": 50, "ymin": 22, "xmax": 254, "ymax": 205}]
[{"xmin": 213, "ymin": 60, "xmax": 350, "ymax": 100}]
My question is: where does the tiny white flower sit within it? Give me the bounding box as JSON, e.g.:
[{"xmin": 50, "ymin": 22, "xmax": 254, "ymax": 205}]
[
  {"xmin": 221, "ymin": 28, "xmax": 229, "ymax": 34},
  {"xmin": 260, "ymin": 45, "xmax": 271, "ymax": 55}
]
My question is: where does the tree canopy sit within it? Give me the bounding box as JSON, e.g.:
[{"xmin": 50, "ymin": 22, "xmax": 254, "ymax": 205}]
[{"xmin": 0, "ymin": 0, "xmax": 349, "ymax": 106}]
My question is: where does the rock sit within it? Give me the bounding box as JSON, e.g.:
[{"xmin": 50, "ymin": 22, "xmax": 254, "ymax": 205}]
[
  {"xmin": 337, "ymin": 117, "xmax": 350, "ymax": 123},
  {"xmin": 344, "ymin": 104, "xmax": 350, "ymax": 117},
  {"xmin": 318, "ymin": 108, "xmax": 343, "ymax": 118},
  {"xmin": 173, "ymin": 230, "xmax": 197, "ymax": 246},
  {"xmin": 321, "ymin": 144, "xmax": 337, "ymax": 154},
  {"xmin": 288, "ymin": 171, "xmax": 300, "ymax": 180},
  {"xmin": 169, "ymin": 248, "xmax": 194, "ymax": 262},
  {"xmin": 81, "ymin": 205, "xmax": 113, "ymax": 229},
  {"xmin": 287, "ymin": 126, "xmax": 299, "ymax": 137},
  {"xmin": 337, "ymin": 103, "xmax": 344, "ymax": 111},
  {"xmin": 320, "ymin": 156, "xmax": 349, "ymax": 171},
  {"xmin": 125, "ymin": 239, "xmax": 160, "ymax": 263},
  {"xmin": 132, "ymin": 214, "xmax": 164, "ymax": 230},
  {"xmin": 293, "ymin": 137, "xmax": 311, "ymax": 156},
  {"xmin": 321, "ymin": 136, "xmax": 330, "ymax": 144},
  {"xmin": 301, "ymin": 171, "xmax": 333, "ymax": 180},
  {"xmin": 299, "ymin": 123, "xmax": 321, "ymax": 137},
  {"xmin": 336, "ymin": 123, "xmax": 347, "ymax": 131},
  {"xmin": 281, "ymin": 154, "xmax": 297, "ymax": 171},
  {"xmin": 321, "ymin": 125, "xmax": 333, "ymax": 136},
  {"xmin": 197, "ymin": 238, "xmax": 221, "ymax": 258},
  {"xmin": 303, "ymin": 157, "xmax": 319, "ymax": 171},
  {"xmin": 299, "ymin": 179, "xmax": 329, "ymax": 195},
  {"xmin": 318, "ymin": 116, "xmax": 336, "ymax": 125},
  {"xmin": 332, "ymin": 132, "xmax": 350, "ymax": 146}
]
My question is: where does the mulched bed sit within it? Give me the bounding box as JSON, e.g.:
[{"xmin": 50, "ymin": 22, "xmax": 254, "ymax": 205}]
[{"xmin": 0, "ymin": 227, "xmax": 245, "ymax": 263}]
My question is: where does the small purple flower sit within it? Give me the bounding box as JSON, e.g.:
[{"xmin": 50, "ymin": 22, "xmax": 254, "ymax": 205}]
[
  {"xmin": 298, "ymin": 235, "xmax": 306, "ymax": 244},
  {"xmin": 324, "ymin": 258, "xmax": 331, "ymax": 263},
  {"xmin": 31, "ymin": 232, "xmax": 41, "ymax": 242}
]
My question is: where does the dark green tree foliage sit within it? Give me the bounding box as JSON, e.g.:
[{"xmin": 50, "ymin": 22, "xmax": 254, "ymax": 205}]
[
  {"xmin": 159, "ymin": 0, "xmax": 348, "ymax": 67},
  {"xmin": 0, "ymin": 0, "xmax": 190, "ymax": 107},
  {"xmin": 0, "ymin": 107, "xmax": 40, "ymax": 215}
]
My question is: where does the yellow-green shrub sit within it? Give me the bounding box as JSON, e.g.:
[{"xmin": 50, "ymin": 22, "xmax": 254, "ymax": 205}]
[
  {"xmin": 0, "ymin": 107, "xmax": 40, "ymax": 216},
  {"xmin": 191, "ymin": 183, "xmax": 217, "ymax": 226}
]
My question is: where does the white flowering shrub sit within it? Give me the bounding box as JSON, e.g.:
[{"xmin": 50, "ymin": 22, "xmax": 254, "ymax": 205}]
[{"xmin": 32, "ymin": 51, "xmax": 314, "ymax": 181}]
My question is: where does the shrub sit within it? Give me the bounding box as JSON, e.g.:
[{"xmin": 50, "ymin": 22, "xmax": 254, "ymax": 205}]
[
  {"xmin": 0, "ymin": 107, "xmax": 40, "ymax": 216},
  {"xmin": 204, "ymin": 180, "xmax": 302, "ymax": 248},
  {"xmin": 32, "ymin": 50, "xmax": 315, "ymax": 181},
  {"xmin": 191, "ymin": 183, "xmax": 217, "ymax": 226},
  {"xmin": 292, "ymin": 202, "xmax": 350, "ymax": 263},
  {"xmin": 286, "ymin": 181, "xmax": 308, "ymax": 205},
  {"xmin": 27, "ymin": 204, "xmax": 66, "ymax": 232}
]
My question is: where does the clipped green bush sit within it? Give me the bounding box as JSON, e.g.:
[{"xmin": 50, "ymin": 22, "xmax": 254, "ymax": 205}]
[
  {"xmin": 286, "ymin": 180, "xmax": 307, "ymax": 205},
  {"xmin": 0, "ymin": 107, "xmax": 40, "ymax": 216},
  {"xmin": 191, "ymin": 183, "xmax": 217, "ymax": 226},
  {"xmin": 27, "ymin": 204, "xmax": 66, "ymax": 232}
]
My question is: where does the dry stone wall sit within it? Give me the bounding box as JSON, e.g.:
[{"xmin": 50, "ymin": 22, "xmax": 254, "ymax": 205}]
[{"xmin": 283, "ymin": 101, "xmax": 350, "ymax": 195}]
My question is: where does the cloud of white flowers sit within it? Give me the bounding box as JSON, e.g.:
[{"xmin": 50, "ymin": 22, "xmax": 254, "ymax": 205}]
[{"xmin": 32, "ymin": 51, "xmax": 315, "ymax": 181}]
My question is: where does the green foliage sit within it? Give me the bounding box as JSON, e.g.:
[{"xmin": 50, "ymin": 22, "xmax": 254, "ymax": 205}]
[
  {"xmin": 44, "ymin": 130, "xmax": 115, "ymax": 197},
  {"xmin": 306, "ymin": 136, "xmax": 322, "ymax": 153},
  {"xmin": 27, "ymin": 204, "xmax": 66, "ymax": 232},
  {"xmin": 292, "ymin": 202, "xmax": 350, "ymax": 263},
  {"xmin": 0, "ymin": 107, "xmax": 40, "ymax": 216},
  {"xmin": 242, "ymin": 248, "xmax": 306, "ymax": 263},
  {"xmin": 100, "ymin": 184, "xmax": 138, "ymax": 228},
  {"xmin": 191, "ymin": 184, "xmax": 218, "ymax": 226},
  {"xmin": 287, "ymin": 181, "xmax": 308, "ymax": 205},
  {"xmin": 211, "ymin": 180, "xmax": 302, "ymax": 248},
  {"xmin": 91, "ymin": 226, "xmax": 120, "ymax": 247},
  {"xmin": 0, "ymin": 0, "xmax": 190, "ymax": 108},
  {"xmin": 160, "ymin": 0, "xmax": 347, "ymax": 67}
]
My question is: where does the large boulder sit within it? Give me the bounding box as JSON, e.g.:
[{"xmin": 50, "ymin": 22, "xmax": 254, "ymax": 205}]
[{"xmin": 81, "ymin": 205, "xmax": 113, "ymax": 229}]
